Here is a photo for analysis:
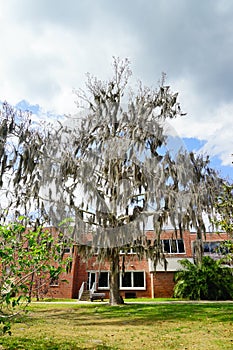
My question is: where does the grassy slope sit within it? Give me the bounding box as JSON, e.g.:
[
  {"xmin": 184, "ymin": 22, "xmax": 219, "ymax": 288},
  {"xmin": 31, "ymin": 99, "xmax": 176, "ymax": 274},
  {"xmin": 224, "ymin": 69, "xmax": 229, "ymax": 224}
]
[{"xmin": 1, "ymin": 302, "xmax": 233, "ymax": 349}]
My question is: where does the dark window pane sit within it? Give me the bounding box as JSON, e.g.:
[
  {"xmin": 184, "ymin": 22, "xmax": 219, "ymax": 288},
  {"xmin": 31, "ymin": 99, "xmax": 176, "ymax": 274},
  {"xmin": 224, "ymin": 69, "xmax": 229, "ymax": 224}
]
[
  {"xmin": 163, "ymin": 240, "xmax": 170, "ymax": 253},
  {"xmin": 50, "ymin": 277, "xmax": 59, "ymax": 286},
  {"xmin": 192, "ymin": 242, "xmax": 196, "ymax": 255},
  {"xmin": 170, "ymin": 240, "xmax": 178, "ymax": 253},
  {"xmin": 218, "ymin": 242, "xmax": 229, "ymax": 254},
  {"xmin": 177, "ymin": 239, "xmax": 185, "ymax": 253},
  {"xmin": 203, "ymin": 242, "xmax": 210, "ymax": 252},
  {"xmin": 122, "ymin": 272, "xmax": 132, "ymax": 287},
  {"xmin": 210, "ymin": 242, "xmax": 219, "ymax": 253},
  {"xmin": 98, "ymin": 272, "xmax": 109, "ymax": 288},
  {"xmin": 63, "ymin": 247, "xmax": 70, "ymax": 253},
  {"xmin": 133, "ymin": 272, "xmax": 144, "ymax": 287}
]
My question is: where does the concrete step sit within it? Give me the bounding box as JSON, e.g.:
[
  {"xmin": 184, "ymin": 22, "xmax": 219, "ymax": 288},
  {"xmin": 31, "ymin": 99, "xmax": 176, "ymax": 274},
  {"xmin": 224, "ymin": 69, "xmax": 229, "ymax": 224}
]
[{"xmin": 79, "ymin": 290, "xmax": 90, "ymax": 301}]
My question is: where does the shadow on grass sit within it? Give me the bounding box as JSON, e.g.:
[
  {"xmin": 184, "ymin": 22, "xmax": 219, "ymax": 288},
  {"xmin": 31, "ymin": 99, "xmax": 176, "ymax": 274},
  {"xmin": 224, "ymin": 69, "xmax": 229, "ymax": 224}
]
[
  {"xmin": 0, "ymin": 337, "xmax": 116, "ymax": 350},
  {"xmin": 27, "ymin": 303, "xmax": 233, "ymax": 327},
  {"xmin": 2, "ymin": 303, "xmax": 233, "ymax": 350}
]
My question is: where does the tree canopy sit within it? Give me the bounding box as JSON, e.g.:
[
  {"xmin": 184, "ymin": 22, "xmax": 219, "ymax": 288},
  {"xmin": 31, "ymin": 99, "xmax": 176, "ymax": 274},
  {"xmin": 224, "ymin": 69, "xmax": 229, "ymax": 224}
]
[
  {"xmin": 41, "ymin": 59, "xmax": 222, "ymax": 248},
  {"xmin": 0, "ymin": 58, "xmax": 224, "ymax": 304},
  {"xmin": 0, "ymin": 102, "xmax": 44, "ymax": 224}
]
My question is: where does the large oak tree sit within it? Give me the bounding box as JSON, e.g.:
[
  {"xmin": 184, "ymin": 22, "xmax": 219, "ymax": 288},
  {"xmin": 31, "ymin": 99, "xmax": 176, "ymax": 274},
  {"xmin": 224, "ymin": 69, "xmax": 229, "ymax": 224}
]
[
  {"xmin": 0, "ymin": 59, "xmax": 223, "ymax": 305},
  {"xmin": 41, "ymin": 58, "xmax": 222, "ymax": 304}
]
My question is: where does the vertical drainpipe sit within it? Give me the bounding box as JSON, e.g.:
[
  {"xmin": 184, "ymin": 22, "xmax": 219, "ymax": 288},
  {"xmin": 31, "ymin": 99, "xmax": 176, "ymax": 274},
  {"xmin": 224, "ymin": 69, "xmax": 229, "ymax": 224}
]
[
  {"xmin": 148, "ymin": 258, "xmax": 155, "ymax": 299},
  {"xmin": 150, "ymin": 273, "xmax": 155, "ymax": 299}
]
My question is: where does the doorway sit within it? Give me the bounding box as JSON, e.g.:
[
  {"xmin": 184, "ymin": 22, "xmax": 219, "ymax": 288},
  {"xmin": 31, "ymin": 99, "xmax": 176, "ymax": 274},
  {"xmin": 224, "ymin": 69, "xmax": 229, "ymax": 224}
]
[{"xmin": 87, "ymin": 272, "xmax": 96, "ymax": 290}]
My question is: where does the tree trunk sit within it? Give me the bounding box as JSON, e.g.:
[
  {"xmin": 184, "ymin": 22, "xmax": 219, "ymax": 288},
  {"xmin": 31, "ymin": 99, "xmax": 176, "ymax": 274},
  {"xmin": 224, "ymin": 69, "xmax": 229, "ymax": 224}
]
[
  {"xmin": 109, "ymin": 251, "xmax": 124, "ymax": 305},
  {"xmin": 194, "ymin": 232, "xmax": 203, "ymax": 265},
  {"xmin": 28, "ymin": 272, "xmax": 35, "ymax": 301},
  {"xmin": 195, "ymin": 239, "xmax": 203, "ymax": 265}
]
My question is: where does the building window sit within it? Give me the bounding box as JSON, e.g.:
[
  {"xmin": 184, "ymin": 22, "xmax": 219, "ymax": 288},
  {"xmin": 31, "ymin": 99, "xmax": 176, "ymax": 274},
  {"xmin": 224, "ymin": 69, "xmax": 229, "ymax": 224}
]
[
  {"xmin": 50, "ymin": 277, "xmax": 59, "ymax": 286},
  {"xmin": 193, "ymin": 241, "xmax": 229, "ymax": 257},
  {"xmin": 120, "ymin": 247, "xmax": 136, "ymax": 254},
  {"xmin": 98, "ymin": 272, "xmax": 109, "ymax": 289},
  {"xmin": 134, "ymin": 272, "xmax": 145, "ymax": 287},
  {"xmin": 203, "ymin": 241, "xmax": 228, "ymax": 255},
  {"xmin": 120, "ymin": 271, "xmax": 145, "ymax": 290},
  {"xmin": 162, "ymin": 239, "xmax": 185, "ymax": 254},
  {"xmin": 204, "ymin": 241, "xmax": 219, "ymax": 253},
  {"xmin": 122, "ymin": 272, "xmax": 132, "ymax": 288},
  {"xmin": 63, "ymin": 247, "xmax": 71, "ymax": 253}
]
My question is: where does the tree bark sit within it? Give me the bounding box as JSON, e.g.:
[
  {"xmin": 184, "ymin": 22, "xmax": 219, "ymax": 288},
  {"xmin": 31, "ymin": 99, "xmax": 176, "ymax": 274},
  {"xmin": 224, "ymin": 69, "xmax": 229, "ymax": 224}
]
[
  {"xmin": 109, "ymin": 250, "xmax": 124, "ymax": 305},
  {"xmin": 195, "ymin": 239, "xmax": 203, "ymax": 265},
  {"xmin": 194, "ymin": 233, "xmax": 203, "ymax": 265}
]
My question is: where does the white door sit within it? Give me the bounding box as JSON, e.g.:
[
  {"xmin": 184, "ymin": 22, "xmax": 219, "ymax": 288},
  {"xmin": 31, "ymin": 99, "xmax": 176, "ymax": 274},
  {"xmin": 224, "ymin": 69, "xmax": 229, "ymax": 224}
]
[{"xmin": 87, "ymin": 272, "xmax": 96, "ymax": 290}]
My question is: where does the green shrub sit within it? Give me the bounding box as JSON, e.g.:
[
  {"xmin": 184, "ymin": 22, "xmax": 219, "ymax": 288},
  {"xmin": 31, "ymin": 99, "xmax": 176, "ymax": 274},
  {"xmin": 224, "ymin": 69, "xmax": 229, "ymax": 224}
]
[
  {"xmin": 0, "ymin": 221, "xmax": 71, "ymax": 335},
  {"xmin": 174, "ymin": 256, "xmax": 233, "ymax": 300}
]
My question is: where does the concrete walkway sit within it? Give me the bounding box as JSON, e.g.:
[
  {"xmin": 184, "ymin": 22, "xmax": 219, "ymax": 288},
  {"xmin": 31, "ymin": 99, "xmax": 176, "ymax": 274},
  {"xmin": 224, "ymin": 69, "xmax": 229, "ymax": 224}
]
[{"xmin": 32, "ymin": 300, "xmax": 233, "ymax": 305}]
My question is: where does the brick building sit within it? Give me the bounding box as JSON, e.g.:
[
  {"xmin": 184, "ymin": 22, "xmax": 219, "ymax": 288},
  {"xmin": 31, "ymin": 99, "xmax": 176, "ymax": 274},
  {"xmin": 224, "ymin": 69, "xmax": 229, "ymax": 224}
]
[{"xmin": 46, "ymin": 230, "xmax": 230, "ymax": 300}]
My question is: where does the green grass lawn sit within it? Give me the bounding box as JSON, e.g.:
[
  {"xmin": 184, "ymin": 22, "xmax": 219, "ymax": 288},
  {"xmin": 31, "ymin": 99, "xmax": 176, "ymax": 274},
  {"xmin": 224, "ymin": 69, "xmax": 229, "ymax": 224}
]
[{"xmin": 1, "ymin": 301, "xmax": 233, "ymax": 349}]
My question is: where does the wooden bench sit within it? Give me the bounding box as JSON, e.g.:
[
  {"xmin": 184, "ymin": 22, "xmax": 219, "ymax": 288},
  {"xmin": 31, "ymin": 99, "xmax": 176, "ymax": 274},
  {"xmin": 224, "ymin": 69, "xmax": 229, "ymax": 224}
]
[{"xmin": 90, "ymin": 292, "xmax": 106, "ymax": 302}]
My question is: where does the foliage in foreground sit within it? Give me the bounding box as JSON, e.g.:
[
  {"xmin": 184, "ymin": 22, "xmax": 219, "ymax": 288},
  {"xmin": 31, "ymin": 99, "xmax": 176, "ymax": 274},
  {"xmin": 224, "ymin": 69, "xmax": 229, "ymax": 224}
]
[
  {"xmin": 213, "ymin": 182, "xmax": 233, "ymax": 266},
  {"xmin": 0, "ymin": 221, "xmax": 71, "ymax": 334},
  {"xmin": 174, "ymin": 256, "xmax": 233, "ymax": 300},
  {"xmin": 214, "ymin": 183, "xmax": 233, "ymax": 235}
]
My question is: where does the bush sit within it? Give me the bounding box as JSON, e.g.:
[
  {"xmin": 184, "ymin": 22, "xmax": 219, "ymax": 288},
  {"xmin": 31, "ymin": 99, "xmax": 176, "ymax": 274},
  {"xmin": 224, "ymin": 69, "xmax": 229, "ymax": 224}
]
[
  {"xmin": 0, "ymin": 221, "xmax": 71, "ymax": 334},
  {"xmin": 173, "ymin": 256, "xmax": 233, "ymax": 300}
]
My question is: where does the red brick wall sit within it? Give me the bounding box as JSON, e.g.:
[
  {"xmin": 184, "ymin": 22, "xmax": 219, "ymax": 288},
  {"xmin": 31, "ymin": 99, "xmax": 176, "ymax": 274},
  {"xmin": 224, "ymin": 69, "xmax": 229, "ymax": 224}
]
[
  {"xmin": 154, "ymin": 272, "xmax": 175, "ymax": 298},
  {"xmin": 43, "ymin": 250, "xmax": 75, "ymax": 299},
  {"xmin": 44, "ymin": 230, "xmax": 231, "ymax": 299}
]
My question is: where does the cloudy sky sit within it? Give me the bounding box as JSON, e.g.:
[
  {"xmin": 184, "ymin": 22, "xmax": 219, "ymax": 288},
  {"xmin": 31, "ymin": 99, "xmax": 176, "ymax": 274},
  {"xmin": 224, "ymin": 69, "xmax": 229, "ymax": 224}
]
[{"xmin": 0, "ymin": 0, "xmax": 232, "ymax": 180}]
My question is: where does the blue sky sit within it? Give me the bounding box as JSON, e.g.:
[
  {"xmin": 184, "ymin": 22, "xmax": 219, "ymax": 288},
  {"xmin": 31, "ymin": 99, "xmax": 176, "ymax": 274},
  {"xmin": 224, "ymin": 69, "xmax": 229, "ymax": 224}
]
[
  {"xmin": 183, "ymin": 138, "xmax": 232, "ymax": 182},
  {"xmin": 11, "ymin": 99, "xmax": 233, "ymax": 183},
  {"xmin": 0, "ymin": 0, "xmax": 232, "ymax": 182}
]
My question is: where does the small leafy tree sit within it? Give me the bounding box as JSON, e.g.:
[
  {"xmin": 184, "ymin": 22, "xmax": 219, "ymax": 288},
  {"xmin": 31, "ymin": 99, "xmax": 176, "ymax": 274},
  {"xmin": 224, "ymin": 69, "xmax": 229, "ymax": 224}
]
[
  {"xmin": 213, "ymin": 182, "xmax": 233, "ymax": 266},
  {"xmin": 0, "ymin": 220, "xmax": 70, "ymax": 334},
  {"xmin": 174, "ymin": 256, "xmax": 233, "ymax": 300},
  {"xmin": 217, "ymin": 240, "xmax": 233, "ymax": 267},
  {"xmin": 214, "ymin": 183, "xmax": 233, "ymax": 235}
]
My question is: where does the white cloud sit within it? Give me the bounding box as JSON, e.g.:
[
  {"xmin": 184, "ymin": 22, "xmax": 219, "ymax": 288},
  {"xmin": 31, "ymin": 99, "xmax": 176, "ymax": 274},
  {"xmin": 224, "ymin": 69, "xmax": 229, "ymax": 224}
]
[
  {"xmin": 199, "ymin": 103, "xmax": 233, "ymax": 166},
  {"xmin": 169, "ymin": 77, "xmax": 233, "ymax": 166},
  {"xmin": 0, "ymin": 1, "xmax": 140, "ymax": 114},
  {"xmin": 0, "ymin": 0, "xmax": 232, "ymax": 174}
]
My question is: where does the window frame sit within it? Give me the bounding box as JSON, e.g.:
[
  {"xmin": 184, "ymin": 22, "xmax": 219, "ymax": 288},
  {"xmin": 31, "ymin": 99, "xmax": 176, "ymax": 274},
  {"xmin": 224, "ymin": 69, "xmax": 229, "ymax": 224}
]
[
  {"xmin": 119, "ymin": 271, "xmax": 146, "ymax": 290},
  {"xmin": 98, "ymin": 271, "xmax": 110, "ymax": 290},
  {"xmin": 162, "ymin": 239, "xmax": 185, "ymax": 254},
  {"xmin": 91, "ymin": 270, "xmax": 146, "ymax": 290},
  {"xmin": 119, "ymin": 247, "xmax": 136, "ymax": 255},
  {"xmin": 203, "ymin": 241, "xmax": 226, "ymax": 255},
  {"xmin": 49, "ymin": 277, "xmax": 59, "ymax": 287}
]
